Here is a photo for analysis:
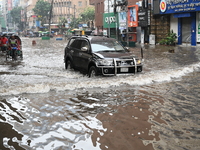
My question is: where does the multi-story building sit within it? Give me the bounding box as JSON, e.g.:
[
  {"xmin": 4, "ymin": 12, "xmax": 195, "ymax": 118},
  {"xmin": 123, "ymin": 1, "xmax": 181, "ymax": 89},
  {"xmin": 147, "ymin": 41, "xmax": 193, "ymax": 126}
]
[
  {"xmin": 6, "ymin": 0, "xmax": 93, "ymax": 32},
  {"xmin": 24, "ymin": 0, "xmax": 38, "ymax": 30},
  {"xmin": 50, "ymin": 0, "xmax": 91, "ymax": 23}
]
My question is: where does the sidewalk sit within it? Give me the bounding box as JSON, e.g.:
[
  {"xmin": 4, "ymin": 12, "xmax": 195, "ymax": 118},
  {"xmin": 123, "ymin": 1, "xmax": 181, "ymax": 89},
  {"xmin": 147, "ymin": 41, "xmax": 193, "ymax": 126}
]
[{"xmin": 128, "ymin": 42, "xmax": 199, "ymax": 59}]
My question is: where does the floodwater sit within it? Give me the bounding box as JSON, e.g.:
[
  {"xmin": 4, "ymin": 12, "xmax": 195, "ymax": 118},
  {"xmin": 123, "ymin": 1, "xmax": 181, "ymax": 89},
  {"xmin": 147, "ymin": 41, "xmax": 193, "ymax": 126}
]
[{"xmin": 0, "ymin": 37, "xmax": 200, "ymax": 150}]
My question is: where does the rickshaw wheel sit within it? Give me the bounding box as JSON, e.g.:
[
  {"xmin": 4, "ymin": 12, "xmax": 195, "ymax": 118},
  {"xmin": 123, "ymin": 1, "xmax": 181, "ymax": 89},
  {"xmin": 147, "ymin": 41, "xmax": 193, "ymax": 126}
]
[
  {"xmin": 5, "ymin": 50, "xmax": 10, "ymax": 61},
  {"xmin": 12, "ymin": 50, "xmax": 17, "ymax": 61}
]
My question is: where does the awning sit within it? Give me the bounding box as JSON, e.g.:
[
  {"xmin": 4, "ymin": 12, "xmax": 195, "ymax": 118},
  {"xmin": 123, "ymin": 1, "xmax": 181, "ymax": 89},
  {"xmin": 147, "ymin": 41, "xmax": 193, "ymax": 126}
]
[{"xmin": 69, "ymin": 28, "xmax": 81, "ymax": 32}]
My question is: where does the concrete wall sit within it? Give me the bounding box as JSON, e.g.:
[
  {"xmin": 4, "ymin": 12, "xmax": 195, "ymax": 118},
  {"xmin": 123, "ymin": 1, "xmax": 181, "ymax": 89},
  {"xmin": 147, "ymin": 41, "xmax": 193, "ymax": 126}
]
[{"xmin": 170, "ymin": 15, "xmax": 178, "ymax": 36}]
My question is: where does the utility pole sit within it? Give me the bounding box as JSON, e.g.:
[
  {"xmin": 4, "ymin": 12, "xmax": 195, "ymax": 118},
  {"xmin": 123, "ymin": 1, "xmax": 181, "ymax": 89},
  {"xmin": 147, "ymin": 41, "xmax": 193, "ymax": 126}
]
[
  {"xmin": 108, "ymin": 0, "xmax": 110, "ymax": 37},
  {"xmin": 74, "ymin": 5, "xmax": 76, "ymax": 18},
  {"xmin": 114, "ymin": 0, "xmax": 118, "ymax": 40},
  {"xmin": 74, "ymin": 5, "xmax": 76, "ymax": 28},
  {"xmin": 49, "ymin": 0, "xmax": 54, "ymax": 36}
]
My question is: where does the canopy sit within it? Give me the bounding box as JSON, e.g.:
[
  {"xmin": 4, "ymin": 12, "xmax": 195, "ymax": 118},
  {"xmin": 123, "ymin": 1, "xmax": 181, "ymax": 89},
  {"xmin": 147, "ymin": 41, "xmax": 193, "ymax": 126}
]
[{"xmin": 69, "ymin": 28, "xmax": 81, "ymax": 32}]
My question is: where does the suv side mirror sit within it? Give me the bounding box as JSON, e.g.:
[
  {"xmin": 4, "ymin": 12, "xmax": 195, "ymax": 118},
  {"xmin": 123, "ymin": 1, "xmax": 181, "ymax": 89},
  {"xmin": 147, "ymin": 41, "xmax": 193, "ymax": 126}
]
[
  {"xmin": 125, "ymin": 47, "xmax": 130, "ymax": 52},
  {"xmin": 81, "ymin": 47, "xmax": 88, "ymax": 52}
]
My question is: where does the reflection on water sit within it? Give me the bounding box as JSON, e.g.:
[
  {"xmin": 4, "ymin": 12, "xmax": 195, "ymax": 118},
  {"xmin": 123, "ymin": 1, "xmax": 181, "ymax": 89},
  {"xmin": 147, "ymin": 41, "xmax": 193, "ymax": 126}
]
[{"xmin": 0, "ymin": 71, "xmax": 199, "ymax": 150}]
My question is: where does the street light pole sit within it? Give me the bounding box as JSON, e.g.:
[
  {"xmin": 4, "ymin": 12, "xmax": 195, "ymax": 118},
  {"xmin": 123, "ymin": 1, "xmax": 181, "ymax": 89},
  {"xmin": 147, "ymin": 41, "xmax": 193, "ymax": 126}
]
[
  {"xmin": 108, "ymin": 0, "xmax": 110, "ymax": 37},
  {"xmin": 49, "ymin": 0, "xmax": 54, "ymax": 36}
]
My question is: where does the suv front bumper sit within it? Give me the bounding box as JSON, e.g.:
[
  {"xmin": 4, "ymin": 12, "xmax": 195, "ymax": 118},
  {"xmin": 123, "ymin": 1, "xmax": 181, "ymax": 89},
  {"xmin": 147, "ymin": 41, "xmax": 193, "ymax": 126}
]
[{"xmin": 96, "ymin": 58, "xmax": 142, "ymax": 76}]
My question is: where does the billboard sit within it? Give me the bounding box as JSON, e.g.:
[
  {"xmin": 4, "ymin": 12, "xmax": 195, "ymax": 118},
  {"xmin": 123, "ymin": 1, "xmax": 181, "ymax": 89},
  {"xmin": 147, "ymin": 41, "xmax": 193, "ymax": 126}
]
[
  {"xmin": 118, "ymin": 11, "xmax": 126, "ymax": 29},
  {"xmin": 128, "ymin": 5, "xmax": 138, "ymax": 27},
  {"xmin": 103, "ymin": 13, "xmax": 118, "ymax": 28},
  {"xmin": 159, "ymin": 0, "xmax": 200, "ymax": 14},
  {"xmin": 8, "ymin": 0, "xmax": 12, "ymax": 11}
]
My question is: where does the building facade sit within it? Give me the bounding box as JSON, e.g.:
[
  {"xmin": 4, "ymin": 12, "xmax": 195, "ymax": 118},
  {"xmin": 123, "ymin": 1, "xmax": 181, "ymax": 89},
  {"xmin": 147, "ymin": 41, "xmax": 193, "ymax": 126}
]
[
  {"xmin": 90, "ymin": 0, "xmax": 142, "ymax": 34},
  {"xmin": 153, "ymin": 0, "xmax": 200, "ymax": 46},
  {"xmin": 48, "ymin": 0, "xmax": 91, "ymax": 23},
  {"xmin": 1, "ymin": 0, "xmax": 93, "ymax": 32}
]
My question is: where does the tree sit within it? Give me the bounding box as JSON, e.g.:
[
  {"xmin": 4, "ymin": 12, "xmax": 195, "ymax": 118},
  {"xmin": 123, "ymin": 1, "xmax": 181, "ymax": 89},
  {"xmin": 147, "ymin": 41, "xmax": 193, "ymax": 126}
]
[
  {"xmin": 33, "ymin": 0, "xmax": 51, "ymax": 26},
  {"xmin": 69, "ymin": 17, "xmax": 81, "ymax": 29},
  {"xmin": 80, "ymin": 7, "xmax": 95, "ymax": 22},
  {"xmin": 10, "ymin": 7, "xmax": 23, "ymax": 30},
  {"xmin": 57, "ymin": 17, "xmax": 67, "ymax": 33},
  {"xmin": 80, "ymin": 7, "xmax": 95, "ymax": 29}
]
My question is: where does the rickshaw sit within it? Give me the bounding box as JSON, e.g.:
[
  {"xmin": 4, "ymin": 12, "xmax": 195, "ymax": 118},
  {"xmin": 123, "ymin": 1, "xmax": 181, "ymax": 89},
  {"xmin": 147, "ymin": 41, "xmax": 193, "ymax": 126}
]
[{"xmin": 5, "ymin": 34, "xmax": 23, "ymax": 61}]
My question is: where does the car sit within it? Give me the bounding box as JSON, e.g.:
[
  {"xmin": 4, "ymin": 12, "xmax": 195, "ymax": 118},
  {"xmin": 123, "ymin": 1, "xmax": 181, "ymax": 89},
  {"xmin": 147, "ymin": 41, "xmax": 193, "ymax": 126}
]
[{"xmin": 64, "ymin": 35, "xmax": 143, "ymax": 77}]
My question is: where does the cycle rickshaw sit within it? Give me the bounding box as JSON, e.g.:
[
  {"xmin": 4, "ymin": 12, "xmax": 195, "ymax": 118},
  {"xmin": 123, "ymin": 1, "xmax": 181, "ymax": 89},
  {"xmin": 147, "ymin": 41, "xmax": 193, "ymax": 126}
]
[{"xmin": 5, "ymin": 34, "xmax": 23, "ymax": 61}]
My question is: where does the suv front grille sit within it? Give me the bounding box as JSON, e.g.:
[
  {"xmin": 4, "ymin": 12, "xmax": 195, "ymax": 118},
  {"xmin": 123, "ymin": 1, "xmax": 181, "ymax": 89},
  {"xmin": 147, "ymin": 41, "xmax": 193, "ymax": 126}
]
[
  {"xmin": 99, "ymin": 58, "xmax": 137, "ymax": 75},
  {"xmin": 116, "ymin": 60, "xmax": 134, "ymax": 66}
]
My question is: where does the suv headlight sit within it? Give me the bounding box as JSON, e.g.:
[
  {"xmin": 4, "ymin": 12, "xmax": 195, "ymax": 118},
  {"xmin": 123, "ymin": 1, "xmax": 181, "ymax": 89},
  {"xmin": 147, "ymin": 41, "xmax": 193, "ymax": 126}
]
[
  {"xmin": 136, "ymin": 59, "xmax": 142, "ymax": 65},
  {"xmin": 97, "ymin": 59, "xmax": 113, "ymax": 66}
]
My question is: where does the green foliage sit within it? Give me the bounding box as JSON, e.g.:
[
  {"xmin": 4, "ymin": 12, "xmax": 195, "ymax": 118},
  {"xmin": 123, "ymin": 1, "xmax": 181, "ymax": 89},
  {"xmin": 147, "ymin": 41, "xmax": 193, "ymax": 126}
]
[
  {"xmin": 10, "ymin": 7, "xmax": 22, "ymax": 24},
  {"xmin": 69, "ymin": 17, "xmax": 81, "ymax": 29},
  {"xmin": 57, "ymin": 17, "xmax": 67, "ymax": 33},
  {"xmin": 10, "ymin": 7, "xmax": 24, "ymax": 30},
  {"xmin": 80, "ymin": 7, "xmax": 95, "ymax": 22},
  {"xmin": 33, "ymin": 0, "xmax": 51, "ymax": 25},
  {"xmin": 159, "ymin": 30, "xmax": 177, "ymax": 45},
  {"xmin": 68, "ymin": 7, "xmax": 95, "ymax": 29}
]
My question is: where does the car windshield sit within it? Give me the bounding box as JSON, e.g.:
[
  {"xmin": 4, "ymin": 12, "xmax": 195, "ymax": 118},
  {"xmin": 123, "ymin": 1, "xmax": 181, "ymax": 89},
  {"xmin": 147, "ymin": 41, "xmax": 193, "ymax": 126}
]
[{"xmin": 91, "ymin": 39, "xmax": 125, "ymax": 52}]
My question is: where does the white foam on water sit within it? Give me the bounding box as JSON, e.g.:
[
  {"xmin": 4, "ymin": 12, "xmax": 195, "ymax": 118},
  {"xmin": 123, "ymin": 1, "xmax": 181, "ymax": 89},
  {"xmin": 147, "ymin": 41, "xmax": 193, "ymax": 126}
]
[
  {"xmin": 0, "ymin": 61, "xmax": 199, "ymax": 96},
  {"xmin": 1, "ymin": 37, "xmax": 200, "ymax": 96}
]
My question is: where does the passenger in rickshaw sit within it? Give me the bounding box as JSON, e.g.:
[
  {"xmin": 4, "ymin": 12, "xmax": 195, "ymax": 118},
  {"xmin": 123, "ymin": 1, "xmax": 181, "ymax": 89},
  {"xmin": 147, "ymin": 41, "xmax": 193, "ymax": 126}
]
[
  {"xmin": 8, "ymin": 34, "xmax": 20, "ymax": 58},
  {"xmin": 1, "ymin": 34, "xmax": 8, "ymax": 52}
]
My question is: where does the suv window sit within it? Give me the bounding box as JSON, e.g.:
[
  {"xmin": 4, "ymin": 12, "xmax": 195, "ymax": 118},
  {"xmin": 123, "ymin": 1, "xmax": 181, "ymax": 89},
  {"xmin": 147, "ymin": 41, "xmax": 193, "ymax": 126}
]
[
  {"xmin": 81, "ymin": 40, "xmax": 90, "ymax": 50},
  {"xmin": 68, "ymin": 38, "xmax": 75, "ymax": 47},
  {"xmin": 70, "ymin": 39, "xmax": 89, "ymax": 50},
  {"xmin": 91, "ymin": 40, "xmax": 125, "ymax": 52},
  {"xmin": 71, "ymin": 40, "xmax": 82, "ymax": 49}
]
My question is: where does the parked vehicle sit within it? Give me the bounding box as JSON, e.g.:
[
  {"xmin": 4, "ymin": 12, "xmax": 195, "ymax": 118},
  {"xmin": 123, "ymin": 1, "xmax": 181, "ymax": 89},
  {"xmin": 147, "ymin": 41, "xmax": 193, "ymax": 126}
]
[{"xmin": 64, "ymin": 35, "xmax": 143, "ymax": 77}]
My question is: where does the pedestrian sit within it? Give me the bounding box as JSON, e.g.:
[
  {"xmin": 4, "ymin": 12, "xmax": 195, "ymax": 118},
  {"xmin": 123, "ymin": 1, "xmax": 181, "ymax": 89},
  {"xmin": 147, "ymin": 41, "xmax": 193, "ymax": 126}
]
[
  {"xmin": 0, "ymin": 34, "xmax": 2, "ymax": 52},
  {"xmin": 1, "ymin": 34, "xmax": 8, "ymax": 52}
]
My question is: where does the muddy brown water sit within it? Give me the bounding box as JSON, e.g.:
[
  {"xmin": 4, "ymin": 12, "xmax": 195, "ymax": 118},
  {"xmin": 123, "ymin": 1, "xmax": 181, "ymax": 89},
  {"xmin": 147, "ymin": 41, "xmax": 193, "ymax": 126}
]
[{"xmin": 0, "ymin": 37, "xmax": 200, "ymax": 150}]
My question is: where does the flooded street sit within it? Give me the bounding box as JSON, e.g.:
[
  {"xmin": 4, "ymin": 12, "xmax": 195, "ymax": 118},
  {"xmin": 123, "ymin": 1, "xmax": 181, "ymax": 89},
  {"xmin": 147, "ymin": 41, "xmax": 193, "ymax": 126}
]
[{"xmin": 0, "ymin": 37, "xmax": 200, "ymax": 150}]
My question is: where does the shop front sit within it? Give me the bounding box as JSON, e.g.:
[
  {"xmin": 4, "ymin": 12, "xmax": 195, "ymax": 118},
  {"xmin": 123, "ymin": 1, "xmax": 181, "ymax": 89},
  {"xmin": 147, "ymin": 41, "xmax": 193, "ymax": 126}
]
[
  {"xmin": 103, "ymin": 12, "xmax": 119, "ymax": 39},
  {"xmin": 159, "ymin": 0, "xmax": 200, "ymax": 46}
]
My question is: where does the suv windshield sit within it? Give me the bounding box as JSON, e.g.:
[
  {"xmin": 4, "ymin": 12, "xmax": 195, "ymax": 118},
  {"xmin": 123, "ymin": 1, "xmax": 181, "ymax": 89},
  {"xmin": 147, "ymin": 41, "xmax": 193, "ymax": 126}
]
[{"xmin": 91, "ymin": 40, "xmax": 125, "ymax": 52}]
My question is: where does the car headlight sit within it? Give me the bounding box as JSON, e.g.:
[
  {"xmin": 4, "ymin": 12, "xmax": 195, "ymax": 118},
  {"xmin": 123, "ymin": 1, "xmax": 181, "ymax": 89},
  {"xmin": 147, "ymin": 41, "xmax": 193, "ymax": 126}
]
[
  {"xmin": 136, "ymin": 59, "xmax": 142, "ymax": 65},
  {"xmin": 97, "ymin": 59, "xmax": 113, "ymax": 66}
]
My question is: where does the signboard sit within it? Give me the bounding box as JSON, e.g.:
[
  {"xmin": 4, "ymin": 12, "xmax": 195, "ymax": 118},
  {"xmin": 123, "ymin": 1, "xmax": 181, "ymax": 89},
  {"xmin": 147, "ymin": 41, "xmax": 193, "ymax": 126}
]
[
  {"xmin": 159, "ymin": 0, "xmax": 200, "ymax": 14},
  {"xmin": 197, "ymin": 13, "xmax": 200, "ymax": 42},
  {"xmin": 103, "ymin": 13, "xmax": 118, "ymax": 28},
  {"xmin": 128, "ymin": 5, "xmax": 138, "ymax": 27},
  {"xmin": 118, "ymin": 11, "xmax": 126, "ymax": 29},
  {"xmin": 8, "ymin": 0, "xmax": 12, "ymax": 11},
  {"xmin": 138, "ymin": 8, "xmax": 148, "ymax": 27}
]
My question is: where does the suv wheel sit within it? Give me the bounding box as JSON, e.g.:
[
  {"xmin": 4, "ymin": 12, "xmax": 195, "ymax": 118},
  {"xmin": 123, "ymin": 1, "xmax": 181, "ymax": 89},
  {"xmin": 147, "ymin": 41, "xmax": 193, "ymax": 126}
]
[
  {"xmin": 88, "ymin": 66, "xmax": 97, "ymax": 78},
  {"xmin": 65, "ymin": 60, "xmax": 73, "ymax": 70}
]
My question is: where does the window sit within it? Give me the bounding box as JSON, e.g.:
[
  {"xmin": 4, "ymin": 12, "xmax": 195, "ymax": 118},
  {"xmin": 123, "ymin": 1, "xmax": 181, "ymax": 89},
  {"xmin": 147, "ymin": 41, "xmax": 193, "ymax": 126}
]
[
  {"xmin": 78, "ymin": 1, "xmax": 82, "ymax": 6},
  {"xmin": 81, "ymin": 40, "xmax": 89, "ymax": 50},
  {"xmin": 67, "ymin": 1, "xmax": 71, "ymax": 7},
  {"xmin": 70, "ymin": 40, "xmax": 82, "ymax": 49}
]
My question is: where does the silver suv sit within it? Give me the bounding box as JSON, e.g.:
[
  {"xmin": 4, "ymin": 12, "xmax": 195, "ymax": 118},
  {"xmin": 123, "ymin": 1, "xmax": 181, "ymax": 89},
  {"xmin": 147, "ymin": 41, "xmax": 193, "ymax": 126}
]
[{"xmin": 64, "ymin": 36, "xmax": 142, "ymax": 77}]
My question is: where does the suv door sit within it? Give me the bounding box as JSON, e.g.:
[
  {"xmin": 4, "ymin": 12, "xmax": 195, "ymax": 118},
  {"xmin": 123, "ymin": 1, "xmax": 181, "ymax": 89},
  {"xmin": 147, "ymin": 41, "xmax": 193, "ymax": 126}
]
[
  {"xmin": 79, "ymin": 40, "xmax": 92, "ymax": 71},
  {"xmin": 69, "ymin": 39, "xmax": 82, "ymax": 68}
]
